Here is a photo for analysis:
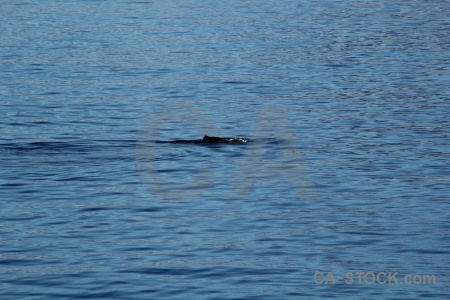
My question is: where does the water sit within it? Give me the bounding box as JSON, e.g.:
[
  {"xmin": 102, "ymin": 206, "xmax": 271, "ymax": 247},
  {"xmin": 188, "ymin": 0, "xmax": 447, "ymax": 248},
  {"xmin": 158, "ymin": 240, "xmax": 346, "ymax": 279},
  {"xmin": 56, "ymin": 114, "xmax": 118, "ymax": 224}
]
[{"xmin": 1, "ymin": 0, "xmax": 449, "ymax": 299}]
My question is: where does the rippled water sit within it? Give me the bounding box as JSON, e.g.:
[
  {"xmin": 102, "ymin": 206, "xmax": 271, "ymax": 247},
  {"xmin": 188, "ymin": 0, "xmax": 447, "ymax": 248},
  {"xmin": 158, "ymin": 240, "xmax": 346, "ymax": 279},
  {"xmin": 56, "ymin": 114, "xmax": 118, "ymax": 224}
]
[{"xmin": 1, "ymin": 0, "xmax": 449, "ymax": 299}]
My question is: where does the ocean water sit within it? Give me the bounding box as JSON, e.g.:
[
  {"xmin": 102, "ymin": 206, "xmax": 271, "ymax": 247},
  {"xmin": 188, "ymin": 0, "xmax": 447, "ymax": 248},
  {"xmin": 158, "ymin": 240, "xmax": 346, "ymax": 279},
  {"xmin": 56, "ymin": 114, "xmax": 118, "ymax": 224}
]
[{"xmin": 1, "ymin": 0, "xmax": 449, "ymax": 299}]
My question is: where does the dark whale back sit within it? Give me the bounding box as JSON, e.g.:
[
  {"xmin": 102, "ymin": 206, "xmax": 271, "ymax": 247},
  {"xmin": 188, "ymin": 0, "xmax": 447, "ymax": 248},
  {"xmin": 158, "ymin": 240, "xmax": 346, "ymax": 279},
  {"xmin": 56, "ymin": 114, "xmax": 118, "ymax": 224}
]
[
  {"xmin": 201, "ymin": 135, "xmax": 227, "ymax": 143},
  {"xmin": 169, "ymin": 135, "xmax": 249, "ymax": 144}
]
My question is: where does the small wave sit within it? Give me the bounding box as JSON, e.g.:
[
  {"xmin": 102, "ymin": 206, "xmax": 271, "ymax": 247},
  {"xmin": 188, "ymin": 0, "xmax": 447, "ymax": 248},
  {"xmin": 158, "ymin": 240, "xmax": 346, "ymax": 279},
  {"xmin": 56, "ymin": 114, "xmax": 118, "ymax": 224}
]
[{"xmin": 0, "ymin": 139, "xmax": 136, "ymax": 154}]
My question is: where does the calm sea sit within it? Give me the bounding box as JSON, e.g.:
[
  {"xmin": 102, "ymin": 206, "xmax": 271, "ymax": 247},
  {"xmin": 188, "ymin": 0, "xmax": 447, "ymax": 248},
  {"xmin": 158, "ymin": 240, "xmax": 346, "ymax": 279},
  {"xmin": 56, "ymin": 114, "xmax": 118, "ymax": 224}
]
[{"xmin": 1, "ymin": 0, "xmax": 449, "ymax": 299}]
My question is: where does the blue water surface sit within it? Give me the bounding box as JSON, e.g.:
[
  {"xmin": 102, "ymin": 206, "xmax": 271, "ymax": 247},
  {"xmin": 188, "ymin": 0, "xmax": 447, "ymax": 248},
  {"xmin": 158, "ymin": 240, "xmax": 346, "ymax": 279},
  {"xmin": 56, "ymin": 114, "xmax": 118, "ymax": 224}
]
[{"xmin": 1, "ymin": 0, "xmax": 449, "ymax": 299}]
